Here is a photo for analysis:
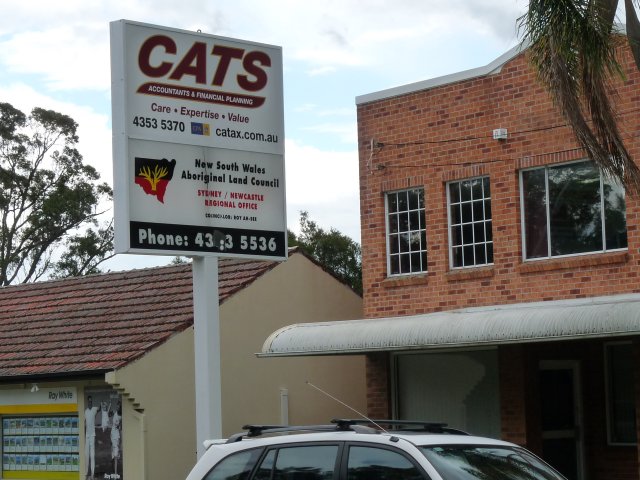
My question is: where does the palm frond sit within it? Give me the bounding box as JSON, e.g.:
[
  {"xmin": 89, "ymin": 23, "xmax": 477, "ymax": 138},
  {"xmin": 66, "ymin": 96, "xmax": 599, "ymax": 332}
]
[{"xmin": 519, "ymin": 0, "xmax": 640, "ymax": 191}]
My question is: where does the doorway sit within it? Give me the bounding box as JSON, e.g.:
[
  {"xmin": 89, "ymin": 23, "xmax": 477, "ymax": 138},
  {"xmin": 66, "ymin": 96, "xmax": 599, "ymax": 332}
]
[{"xmin": 539, "ymin": 360, "xmax": 584, "ymax": 480}]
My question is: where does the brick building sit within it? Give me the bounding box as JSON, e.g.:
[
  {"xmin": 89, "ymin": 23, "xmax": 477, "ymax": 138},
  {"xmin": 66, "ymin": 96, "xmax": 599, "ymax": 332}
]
[{"xmin": 262, "ymin": 39, "xmax": 640, "ymax": 480}]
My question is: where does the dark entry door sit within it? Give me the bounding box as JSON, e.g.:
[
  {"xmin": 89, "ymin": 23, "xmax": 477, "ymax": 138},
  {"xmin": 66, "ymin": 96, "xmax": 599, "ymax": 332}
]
[{"xmin": 539, "ymin": 361, "xmax": 584, "ymax": 480}]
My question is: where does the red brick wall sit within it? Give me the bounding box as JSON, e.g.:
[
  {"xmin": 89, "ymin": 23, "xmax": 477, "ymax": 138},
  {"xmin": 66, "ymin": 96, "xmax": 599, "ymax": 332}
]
[
  {"xmin": 365, "ymin": 353, "xmax": 391, "ymax": 418},
  {"xmin": 498, "ymin": 345, "xmax": 530, "ymax": 447},
  {"xmin": 357, "ymin": 42, "xmax": 640, "ymax": 479},
  {"xmin": 357, "ymin": 44, "xmax": 640, "ymax": 319}
]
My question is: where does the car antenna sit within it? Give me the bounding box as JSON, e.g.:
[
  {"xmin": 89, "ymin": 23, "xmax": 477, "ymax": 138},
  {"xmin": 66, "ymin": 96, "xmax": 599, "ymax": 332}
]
[{"xmin": 305, "ymin": 380, "xmax": 388, "ymax": 433}]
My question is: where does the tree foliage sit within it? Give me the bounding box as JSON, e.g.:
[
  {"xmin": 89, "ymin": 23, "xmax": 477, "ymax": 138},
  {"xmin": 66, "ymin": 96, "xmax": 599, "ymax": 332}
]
[
  {"xmin": 519, "ymin": 0, "xmax": 640, "ymax": 191},
  {"xmin": 289, "ymin": 211, "xmax": 362, "ymax": 295},
  {"xmin": 0, "ymin": 102, "xmax": 114, "ymax": 285}
]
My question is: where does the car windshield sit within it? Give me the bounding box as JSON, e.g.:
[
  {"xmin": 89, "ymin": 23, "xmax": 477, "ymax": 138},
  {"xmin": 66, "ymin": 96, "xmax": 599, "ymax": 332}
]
[{"xmin": 419, "ymin": 445, "xmax": 565, "ymax": 480}]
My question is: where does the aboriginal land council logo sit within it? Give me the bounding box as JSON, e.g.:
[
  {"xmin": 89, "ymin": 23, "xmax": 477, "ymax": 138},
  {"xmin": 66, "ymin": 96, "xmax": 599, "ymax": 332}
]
[{"xmin": 134, "ymin": 157, "xmax": 177, "ymax": 203}]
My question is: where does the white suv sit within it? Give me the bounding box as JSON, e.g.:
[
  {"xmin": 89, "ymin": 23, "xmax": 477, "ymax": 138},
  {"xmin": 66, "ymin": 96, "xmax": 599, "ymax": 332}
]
[{"xmin": 186, "ymin": 420, "xmax": 566, "ymax": 480}]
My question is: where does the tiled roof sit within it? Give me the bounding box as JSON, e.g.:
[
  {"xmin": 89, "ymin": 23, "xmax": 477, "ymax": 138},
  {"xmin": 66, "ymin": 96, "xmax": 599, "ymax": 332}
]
[{"xmin": 0, "ymin": 256, "xmax": 279, "ymax": 379}]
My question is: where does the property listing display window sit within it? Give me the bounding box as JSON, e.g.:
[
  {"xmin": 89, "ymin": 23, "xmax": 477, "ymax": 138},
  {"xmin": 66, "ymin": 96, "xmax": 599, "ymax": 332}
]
[
  {"xmin": 84, "ymin": 389, "xmax": 123, "ymax": 480},
  {"xmin": 447, "ymin": 176, "xmax": 493, "ymax": 268},
  {"xmin": 385, "ymin": 188, "xmax": 427, "ymax": 276},
  {"xmin": 520, "ymin": 160, "xmax": 627, "ymax": 260},
  {"xmin": 2, "ymin": 415, "xmax": 79, "ymax": 473},
  {"xmin": 605, "ymin": 342, "xmax": 636, "ymax": 445}
]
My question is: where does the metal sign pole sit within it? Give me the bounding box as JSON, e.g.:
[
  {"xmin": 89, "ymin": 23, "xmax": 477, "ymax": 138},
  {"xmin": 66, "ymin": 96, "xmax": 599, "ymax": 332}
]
[{"xmin": 192, "ymin": 256, "xmax": 222, "ymax": 458}]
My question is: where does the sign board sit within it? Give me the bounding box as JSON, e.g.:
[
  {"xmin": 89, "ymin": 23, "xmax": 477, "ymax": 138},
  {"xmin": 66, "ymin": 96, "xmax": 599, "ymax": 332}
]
[{"xmin": 110, "ymin": 20, "xmax": 286, "ymax": 259}]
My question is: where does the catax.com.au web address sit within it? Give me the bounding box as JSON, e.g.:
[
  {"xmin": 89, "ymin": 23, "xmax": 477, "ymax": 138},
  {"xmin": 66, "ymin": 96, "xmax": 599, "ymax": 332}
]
[{"xmin": 215, "ymin": 127, "xmax": 279, "ymax": 144}]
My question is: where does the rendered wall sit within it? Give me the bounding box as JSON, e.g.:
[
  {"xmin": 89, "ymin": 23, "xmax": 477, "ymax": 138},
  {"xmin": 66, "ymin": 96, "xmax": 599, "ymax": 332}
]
[
  {"xmin": 105, "ymin": 328, "xmax": 196, "ymax": 480},
  {"xmin": 219, "ymin": 252, "xmax": 365, "ymax": 433}
]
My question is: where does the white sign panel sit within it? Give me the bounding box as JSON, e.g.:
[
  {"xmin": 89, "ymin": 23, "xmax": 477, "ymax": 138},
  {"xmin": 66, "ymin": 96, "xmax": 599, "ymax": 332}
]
[{"xmin": 110, "ymin": 20, "xmax": 286, "ymax": 259}]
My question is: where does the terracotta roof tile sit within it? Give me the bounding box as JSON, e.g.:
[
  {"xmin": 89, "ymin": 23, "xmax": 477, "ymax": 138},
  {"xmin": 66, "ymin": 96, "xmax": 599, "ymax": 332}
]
[{"xmin": 0, "ymin": 256, "xmax": 279, "ymax": 379}]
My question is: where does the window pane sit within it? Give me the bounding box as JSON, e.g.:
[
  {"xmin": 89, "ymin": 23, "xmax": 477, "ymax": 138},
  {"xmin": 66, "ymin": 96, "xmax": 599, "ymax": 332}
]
[
  {"xmin": 348, "ymin": 446, "xmax": 423, "ymax": 480},
  {"xmin": 399, "ymin": 233, "xmax": 410, "ymax": 252},
  {"xmin": 472, "ymin": 200, "xmax": 484, "ymax": 221},
  {"xmin": 408, "ymin": 189, "xmax": 420, "ymax": 210},
  {"xmin": 463, "ymin": 245, "xmax": 474, "ymax": 266},
  {"xmin": 205, "ymin": 449, "xmax": 262, "ymax": 480},
  {"xmin": 411, "ymin": 252, "xmax": 422, "ymax": 272},
  {"xmin": 461, "ymin": 180, "xmax": 472, "ymax": 202},
  {"xmin": 388, "ymin": 193, "xmax": 398, "ymax": 213},
  {"xmin": 486, "ymin": 243, "xmax": 494, "ymax": 263},
  {"xmin": 254, "ymin": 450, "xmax": 275, "ymax": 480},
  {"xmin": 462, "ymin": 224, "xmax": 473, "ymax": 245},
  {"xmin": 400, "ymin": 253, "xmax": 410, "ymax": 273},
  {"xmin": 409, "ymin": 210, "xmax": 419, "ymax": 229},
  {"xmin": 522, "ymin": 168, "xmax": 548, "ymax": 258},
  {"xmin": 388, "ymin": 213, "xmax": 399, "ymax": 234},
  {"xmin": 451, "ymin": 225, "xmax": 462, "ymax": 247},
  {"xmin": 607, "ymin": 343, "xmax": 637, "ymax": 444},
  {"xmin": 399, "ymin": 212, "xmax": 409, "ymax": 232},
  {"xmin": 386, "ymin": 189, "xmax": 427, "ymax": 276},
  {"xmin": 389, "ymin": 234, "xmax": 399, "ymax": 255},
  {"xmin": 603, "ymin": 178, "xmax": 628, "ymax": 250},
  {"xmin": 398, "ymin": 191, "xmax": 408, "ymax": 211},
  {"xmin": 474, "ymin": 223, "xmax": 485, "ymax": 243},
  {"xmin": 485, "ymin": 221, "xmax": 493, "ymax": 242},
  {"xmin": 274, "ymin": 446, "xmax": 338, "ymax": 480},
  {"xmin": 523, "ymin": 162, "xmax": 628, "ymax": 259},
  {"xmin": 474, "ymin": 244, "xmax": 486, "ymax": 265},
  {"xmin": 449, "ymin": 182, "xmax": 460, "ymax": 203},
  {"xmin": 461, "ymin": 202, "xmax": 473, "ymax": 224},
  {"xmin": 484, "ymin": 199, "xmax": 491, "ymax": 219},
  {"xmin": 421, "ymin": 446, "xmax": 564, "ymax": 479},
  {"xmin": 452, "ymin": 246, "xmax": 463, "ymax": 268},
  {"xmin": 450, "ymin": 203, "xmax": 461, "ymax": 225},
  {"xmin": 470, "ymin": 178, "xmax": 483, "ymax": 199},
  {"xmin": 548, "ymin": 162, "xmax": 602, "ymax": 255},
  {"xmin": 448, "ymin": 177, "xmax": 492, "ymax": 268},
  {"xmin": 410, "ymin": 232, "xmax": 422, "ymax": 251},
  {"xmin": 390, "ymin": 255, "xmax": 400, "ymax": 275},
  {"xmin": 483, "ymin": 176, "xmax": 491, "ymax": 197}
]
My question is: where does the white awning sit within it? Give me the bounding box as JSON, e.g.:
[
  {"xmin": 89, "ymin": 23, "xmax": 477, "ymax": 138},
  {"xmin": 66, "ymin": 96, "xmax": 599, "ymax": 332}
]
[{"xmin": 260, "ymin": 293, "xmax": 640, "ymax": 357}]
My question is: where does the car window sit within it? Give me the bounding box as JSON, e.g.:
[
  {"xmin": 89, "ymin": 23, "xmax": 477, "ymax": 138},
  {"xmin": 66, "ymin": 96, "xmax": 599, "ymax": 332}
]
[
  {"xmin": 419, "ymin": 445, "xmax": 565, "ymax": 480},
  {"xmin": 204, "ymin": 448, "xmax": 263, "ymax": 480},
  {"xmin": 347, "ymin": 445, "xmax": 428, "ymax": 480},
  {"xmin": 258, "ymin": 445, "xmax": 339, "ymax": 480}
]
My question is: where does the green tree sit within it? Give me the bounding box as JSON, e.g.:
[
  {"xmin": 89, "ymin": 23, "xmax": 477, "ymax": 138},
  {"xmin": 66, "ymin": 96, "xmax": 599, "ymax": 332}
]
[
  {"xmin": 0, "ymin": 102, "xmax": 113, "ymax": 285},
  {"xmin": 289, "ymin": 211, "xmax": 362, "ymax": 295},
  {"xmin": 519, "ymin": 0, "xmax": 640, "ymax": 190}
]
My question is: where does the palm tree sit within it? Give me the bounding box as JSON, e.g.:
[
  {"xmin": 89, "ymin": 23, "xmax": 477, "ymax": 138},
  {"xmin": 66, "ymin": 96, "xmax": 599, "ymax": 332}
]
[{"xmin": 518, "ymin": 0, "xmax": 640, "ymax": 191}]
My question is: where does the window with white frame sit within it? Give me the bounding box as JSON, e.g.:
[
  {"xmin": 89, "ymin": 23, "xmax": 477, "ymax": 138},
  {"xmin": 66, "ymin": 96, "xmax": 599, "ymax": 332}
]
[
  {"xmin": 386, "ymin": 189, "xmax": 427, "ymax": 276},
  {"xmin": 605, "ymin": 342, "xmax": 636, "ymax": 445},
  {"xmin": 448, "ymin": 176, "xmax": 493, "ymax": 268},
  {"xmin": 520, "ymin": 160, "xmax": 627, "ymax": 260}
]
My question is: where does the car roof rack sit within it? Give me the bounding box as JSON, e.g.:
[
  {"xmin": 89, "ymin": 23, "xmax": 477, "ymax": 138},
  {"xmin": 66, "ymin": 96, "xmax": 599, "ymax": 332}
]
[
  {"xmin": 224, "ymin": 419, "xmax": 469, "ymax": 443},
  {"xmin": 225, "ymin": 422, "xmax": 379, "ymax": 443},
  {"xmin": 331, "ymin": 419, "xmax": 470, "ymax": 435}
]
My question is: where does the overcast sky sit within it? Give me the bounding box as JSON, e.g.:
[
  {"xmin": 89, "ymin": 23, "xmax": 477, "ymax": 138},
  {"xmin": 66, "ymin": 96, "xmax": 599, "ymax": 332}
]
[{"xmin": 0, "ymin": 0, "xmax": 529, "ymax": 271}]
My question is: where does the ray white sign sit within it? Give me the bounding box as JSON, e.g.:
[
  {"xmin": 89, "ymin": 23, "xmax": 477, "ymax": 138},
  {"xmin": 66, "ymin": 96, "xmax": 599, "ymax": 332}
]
[{"xmin": 110, "ymin": 20, "xmax": 286, "ymax": 259}]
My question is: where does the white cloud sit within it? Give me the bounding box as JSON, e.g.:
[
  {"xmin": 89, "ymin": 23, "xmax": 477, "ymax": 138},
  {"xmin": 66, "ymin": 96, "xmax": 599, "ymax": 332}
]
[{"xmin": 0, "ymin": 23, "xmax": 110, "ymax": 91}]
